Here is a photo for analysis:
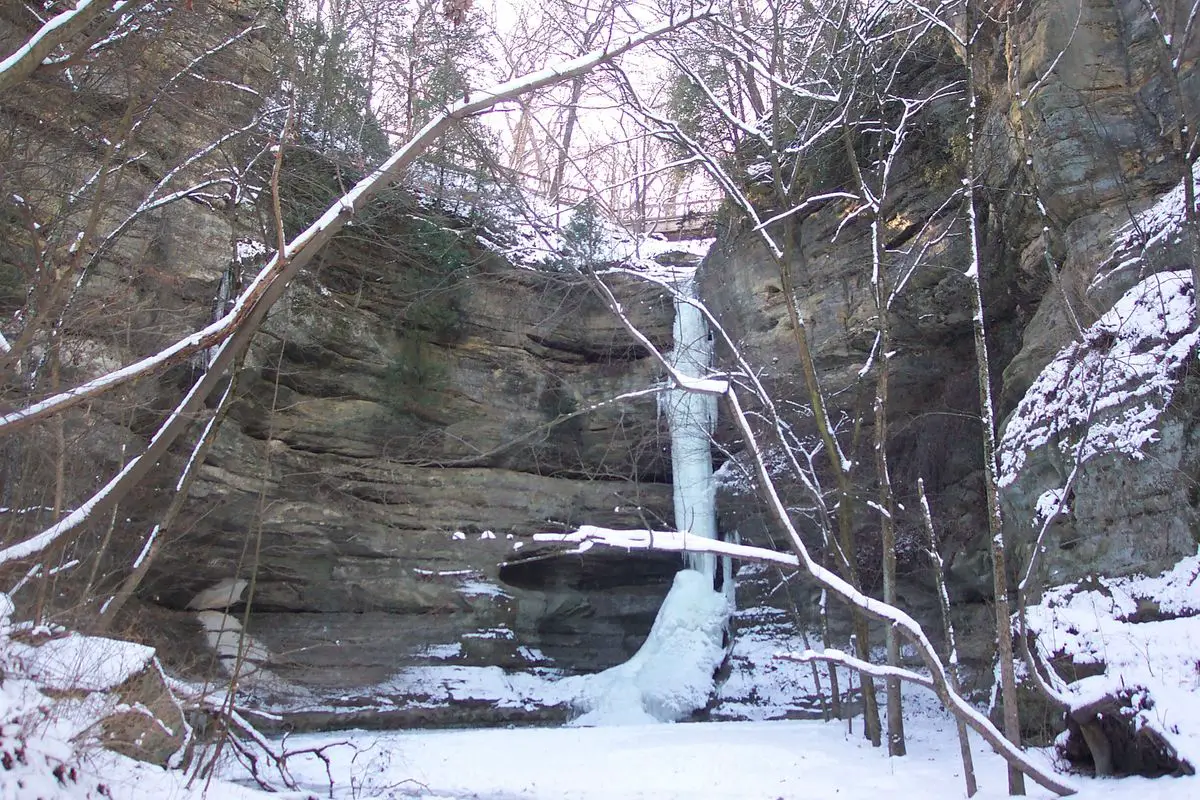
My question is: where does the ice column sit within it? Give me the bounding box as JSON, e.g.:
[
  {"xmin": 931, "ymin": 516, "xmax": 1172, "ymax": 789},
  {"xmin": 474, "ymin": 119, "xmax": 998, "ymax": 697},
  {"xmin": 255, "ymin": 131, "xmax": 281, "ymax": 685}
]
[
  {"xmin": 559, "ymin": 276, "xmax": 727, "ymax": 726},
  {"xmin": 665, "ymin": 275, "xmax": 718, "ymax": 582}
]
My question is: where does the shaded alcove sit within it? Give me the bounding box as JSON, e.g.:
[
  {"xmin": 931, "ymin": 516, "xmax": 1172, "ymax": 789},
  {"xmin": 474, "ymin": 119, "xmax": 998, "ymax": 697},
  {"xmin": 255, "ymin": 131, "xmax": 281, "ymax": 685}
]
[{"xmin": 500, "ymin": 547, "xmax": 684, "ymax": 670}]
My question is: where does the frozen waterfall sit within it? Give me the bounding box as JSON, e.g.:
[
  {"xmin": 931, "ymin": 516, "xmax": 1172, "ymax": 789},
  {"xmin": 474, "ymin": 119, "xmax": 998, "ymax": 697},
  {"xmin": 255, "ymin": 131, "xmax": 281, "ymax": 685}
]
[
  {"xmin": 665, "ymin": 276, "xmax": 719, "ymax": 582},
  {"xmin": 558, "ymin": 271, "xmax": 730, "ymax": 726}
]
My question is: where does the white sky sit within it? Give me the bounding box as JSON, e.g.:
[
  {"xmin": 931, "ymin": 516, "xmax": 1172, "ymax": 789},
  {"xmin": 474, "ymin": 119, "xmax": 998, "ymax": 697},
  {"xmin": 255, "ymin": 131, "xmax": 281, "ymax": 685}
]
[{"xmin": 477, "ymin": 0, "xmax": 720, "ymax": 222}]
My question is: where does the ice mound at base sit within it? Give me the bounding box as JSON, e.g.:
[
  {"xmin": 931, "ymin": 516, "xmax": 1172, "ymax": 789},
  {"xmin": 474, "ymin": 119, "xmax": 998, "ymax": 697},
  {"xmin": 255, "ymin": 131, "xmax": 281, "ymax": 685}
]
[{"xmin": 562, "ymin": 569, "xmax": 731, "ymax": 726}]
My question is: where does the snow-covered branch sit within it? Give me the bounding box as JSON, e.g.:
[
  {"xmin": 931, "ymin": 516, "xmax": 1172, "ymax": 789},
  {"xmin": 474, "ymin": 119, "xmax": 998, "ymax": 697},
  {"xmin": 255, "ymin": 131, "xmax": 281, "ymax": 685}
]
[
  {"xmin": 0, "ymin": 0, "xmax": 147, "ymax": 92},
  {"xmin": 83, "ymin": 106, "xmax": 284, "ymax": 275},
  {"xmin": 0, "ymin": 6, "xmax": 714, "ymax": 565},
  {"xmin": 776, "ymin": 648, "xmax": 934, "ymax": 690},
  {"xmin": 752, "ymin": 192, "xmax": 858, "ymax": 232},
  {"xmin": 534, "ymin": 526, "xmax": 801, "ymax": 569}
]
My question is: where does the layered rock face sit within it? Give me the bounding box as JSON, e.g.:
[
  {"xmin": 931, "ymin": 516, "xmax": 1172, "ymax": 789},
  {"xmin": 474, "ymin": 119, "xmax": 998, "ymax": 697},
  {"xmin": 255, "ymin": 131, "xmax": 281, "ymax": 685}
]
[
  {"xmin": 697, "ymin": 36, "xmax": 988, "ymax": 596},
  {"xmin": 994, "ymin": 0, "xmax": 1199, "ymax": 400},
  {"xmin": 4, "ymin": 0, "xmax": 1200, "ymax": 730},
  {"xmin": 0, "ymin": 3, "xmax": 681, "ymax": 718},
  {"xmin": 0, "ymin": 3, "xmax": 278, "ymax": 592},
  {"xmin": 697, "ymin": 0, "xmax": 1200, "ymax": 701},
  {"xmin": 157, "ymin": 244, "xmax": 674, "ymax": 613},
  {"xmin": 151, "ymin": 230, "xmax": 681, "ymax": 701},
  {"xmin": 701, "ymin": 0, "xmax": 1198, "ymax": 591},
  {"xmin": 990, "ymin": 0, "xmax": 1200, "ymax": 585}
]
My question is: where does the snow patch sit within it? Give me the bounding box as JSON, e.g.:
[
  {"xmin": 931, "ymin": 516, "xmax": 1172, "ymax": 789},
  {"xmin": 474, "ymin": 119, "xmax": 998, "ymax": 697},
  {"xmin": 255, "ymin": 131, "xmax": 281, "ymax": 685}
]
[
  {"xmin": 1025, "ymin": 555, "xmax": 1200, "ymax": 768},
  {"xmin": 187, "ymin": 577, "xmax": 249, "ymax": 610},
  {"xmin": 417, "ymin": 643, "xmax": 463, "ymax": 661},
  {"xmin": 0, "ymin": 593, "xmax": 262, "ymax": 800},
  {"xmin": 379, "ymin": 665, "xmax": 565, "ymax": 710},
  {"xmin": 234, "ymin": 237, "xmax": 268, "ymax": 263},
  {"xmin": 713, "ymin": 611, "xmax": 834, "ymax": 721},
  {"xmin": 1034, "ymin": 487, "xmax": 1068, "ymax": 528},
  {"xmin": 1101, "ymin": 161, "xmax": 1200, "ymax": 290},
  {"xmin": 9, "ymin": 633, "xmax": 154, "ymax": 693}
]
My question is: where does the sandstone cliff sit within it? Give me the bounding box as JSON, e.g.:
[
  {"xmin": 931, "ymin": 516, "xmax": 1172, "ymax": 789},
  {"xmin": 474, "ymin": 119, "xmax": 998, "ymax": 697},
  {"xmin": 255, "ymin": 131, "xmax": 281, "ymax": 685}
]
[
  {"xmin": 2, "ymin": 0, "xmax": 1199, "ymax": 734},
  {"xmin": 701, "ymin": 0, "xmax": 1198, "ymax": 596},
  {"xmin": 0, "ymin": 2, "xmax": 682, "ymax": 720},
  {"xmin": 695, "ymin": 0, "xmax": 1200, "ymax": 727}
]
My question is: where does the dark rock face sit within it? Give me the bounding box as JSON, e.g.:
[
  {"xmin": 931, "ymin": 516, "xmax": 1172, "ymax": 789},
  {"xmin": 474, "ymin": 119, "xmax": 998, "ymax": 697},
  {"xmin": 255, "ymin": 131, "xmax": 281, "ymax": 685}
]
[
  {"xmin": 701, "ymin": 0, "xmax": 1198, "ymax": 584},
  {"xmin": 0, "ymin": 2, "xmax": 278, "ymax": 608},
  {"xmin": 151, "ymin": 259, "xmax": 676, "ymax": 614},
  {"xmin": 694, "ymin": 0, "xmax": 1200, "ymax": 706},
  {"xmin": 137, "ymin": 230, "xmax": 681, "ymax": 707},
  {"xmin": 992, "ymin": 0, "xmax": 1200, "ymax": 404},
  {"xmin": 998, "ymin": 269, "xmax": 1200, "ymax": 587},
  {"xmin": 0, "ymin": 2, "xmax": 680, "ymax": 720},
  {"xmin": 696, "ymin": 44, "xmax": 992, "ymax": 601}
]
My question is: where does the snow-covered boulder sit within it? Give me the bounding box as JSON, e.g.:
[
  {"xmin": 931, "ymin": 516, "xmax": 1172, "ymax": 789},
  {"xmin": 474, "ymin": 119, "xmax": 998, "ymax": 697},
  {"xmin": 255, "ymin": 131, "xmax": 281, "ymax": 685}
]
[
  {"xmin": 1025, "ymin": 556, "xmax": 1200, "ymax": 776},
  {"xmin": 5, "ymin": 626, "xmax": 189, "ymax": 768}
]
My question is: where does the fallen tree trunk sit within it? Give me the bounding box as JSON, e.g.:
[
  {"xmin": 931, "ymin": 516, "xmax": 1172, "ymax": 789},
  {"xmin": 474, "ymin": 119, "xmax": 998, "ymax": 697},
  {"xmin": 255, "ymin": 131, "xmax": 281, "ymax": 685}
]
[{"xmin": 1062, "ymin": 690, "xmax": 1194, "ymax": 778}]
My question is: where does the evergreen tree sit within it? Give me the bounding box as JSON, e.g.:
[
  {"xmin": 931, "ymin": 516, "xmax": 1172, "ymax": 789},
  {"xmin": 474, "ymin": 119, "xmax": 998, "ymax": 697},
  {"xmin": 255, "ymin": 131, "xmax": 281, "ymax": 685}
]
[
  {"xmin": 555, "ymin": 197, "xmax": 607, "ymax": 272},
  {"xmin": 290, "ymin": 18, "xmax": 389, "ymax": 162}
]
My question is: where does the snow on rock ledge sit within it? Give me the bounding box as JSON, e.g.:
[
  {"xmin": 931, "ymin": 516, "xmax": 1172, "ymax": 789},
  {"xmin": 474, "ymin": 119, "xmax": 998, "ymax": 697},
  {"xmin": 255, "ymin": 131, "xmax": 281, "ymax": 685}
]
[
  {"xmin": 1000, "ymin": 270, "xmax": 1199, "ymax": 484},
  {"xmin": 999, "ymin": 270, "xmax": 1200, "ymax": 585},
  {"xmin": 0, "ymin": 595, "xmax": 190, "ymax": 776}
]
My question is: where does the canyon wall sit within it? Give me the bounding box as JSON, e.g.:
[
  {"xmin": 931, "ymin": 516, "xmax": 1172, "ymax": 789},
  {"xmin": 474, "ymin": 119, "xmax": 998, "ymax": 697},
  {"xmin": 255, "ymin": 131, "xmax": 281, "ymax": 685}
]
[{"xmin": 2, "ymin": 0, "xmax": 1199, "ymax": 728}]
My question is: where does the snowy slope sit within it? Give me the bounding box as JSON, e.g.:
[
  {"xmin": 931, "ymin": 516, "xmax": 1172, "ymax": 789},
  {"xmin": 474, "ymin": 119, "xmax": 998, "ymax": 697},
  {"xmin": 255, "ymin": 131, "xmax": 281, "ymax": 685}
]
[
  {"xmin": 1026, "ymin": 555, "xmax": 1200, "ymax": 771},
  {"xmin": 999, "ymin": 269, "xmax": 1199, "ymax": 488}
]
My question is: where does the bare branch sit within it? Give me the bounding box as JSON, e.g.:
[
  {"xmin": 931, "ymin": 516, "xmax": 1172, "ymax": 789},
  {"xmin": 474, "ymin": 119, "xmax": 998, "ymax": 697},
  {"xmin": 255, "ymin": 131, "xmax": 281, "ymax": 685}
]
[
  {"xmin": 776, "ymin": 648, "xmax": 934, "ymax": 690},
  {"xmin": 0, "ymin": 5, "xmax": 715, "ymax": 567},
  {"xmin": 0, "ymin": 0, "xmax": 150, "ymax": 92}
]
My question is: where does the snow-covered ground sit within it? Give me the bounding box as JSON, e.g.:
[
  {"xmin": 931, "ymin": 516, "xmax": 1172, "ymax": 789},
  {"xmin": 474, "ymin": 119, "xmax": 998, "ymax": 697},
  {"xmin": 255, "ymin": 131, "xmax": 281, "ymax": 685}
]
[
  {"xmin": 232, "ymin": 690, "xmax": 1196, "ymax": 800},
  {"xmin": 225, "ymin": 551, "xmax": 1198, "ymax": 800},
  {"xmin": 10, "ymin": 665, "xmax": 1199, "ymax": 800}
]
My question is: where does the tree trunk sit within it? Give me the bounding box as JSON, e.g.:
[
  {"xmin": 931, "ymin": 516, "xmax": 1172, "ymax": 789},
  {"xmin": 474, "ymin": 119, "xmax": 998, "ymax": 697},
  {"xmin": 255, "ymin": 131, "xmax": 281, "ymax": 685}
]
[
  {"xmin": 920, "ymin": 478, "xmax": 977, "ymax": 796},
  {"xmin": 550, "ymin": 77, "xmax": 586, "ymax": 204},
  {"xmin": 963, "ymin": 13, "xmax": 1026, "ymax": 784}
]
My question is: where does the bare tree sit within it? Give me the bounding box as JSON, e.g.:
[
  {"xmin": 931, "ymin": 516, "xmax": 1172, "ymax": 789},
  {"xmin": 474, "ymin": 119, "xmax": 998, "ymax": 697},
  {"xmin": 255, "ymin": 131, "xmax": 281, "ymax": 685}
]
[
  {"xmin": 1135, "ymin": 0, "xmax": 1200, "ymax": 291},
  {"xmin": 0, "ymin": 2, "xmax": 281, "ymax": 616},
  {"xmin": 584, "ymin": 0, "xmax": 1088, "ymax": 785},
  {"xmin": 626, "ymin": 0, "xmax": 889, "ymax": 745},
  {"xmin": 944, "ymin": 0, "xmax": 1026, "ymax": 789},
  {"xmin": 0, "ymin": 3, "xmax": 713, "ymax": 598}
]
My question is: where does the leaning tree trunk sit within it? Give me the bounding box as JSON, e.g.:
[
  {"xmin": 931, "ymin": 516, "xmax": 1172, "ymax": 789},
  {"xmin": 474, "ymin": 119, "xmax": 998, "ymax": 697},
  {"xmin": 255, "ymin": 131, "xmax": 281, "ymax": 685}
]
[{"xmin": 962, "ymin": 5, "xmax": 1025, "ymax": 788}]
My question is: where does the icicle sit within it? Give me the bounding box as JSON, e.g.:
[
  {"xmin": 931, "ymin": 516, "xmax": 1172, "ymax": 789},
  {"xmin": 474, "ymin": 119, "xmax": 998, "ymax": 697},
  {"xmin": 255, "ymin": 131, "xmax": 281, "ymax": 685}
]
[{"xmin": 665, "ymin": 275, "xmax": 719, "ymax": 582}]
